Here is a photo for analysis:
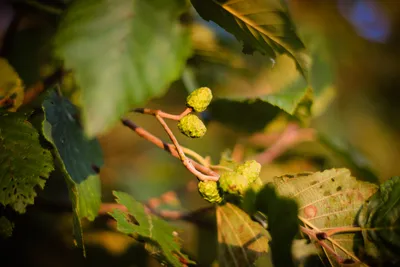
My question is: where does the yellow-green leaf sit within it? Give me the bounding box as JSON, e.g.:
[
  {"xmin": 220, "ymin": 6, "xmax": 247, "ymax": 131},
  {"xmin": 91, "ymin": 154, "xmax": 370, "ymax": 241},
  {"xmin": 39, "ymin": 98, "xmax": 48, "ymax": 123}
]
[
  {"xmin": 216, "ymin": 203, "xmax": 270, "ymax": 267},
  {"xmin": 0, "ymin": 58, "xmax": 24, "ymax": 112}
]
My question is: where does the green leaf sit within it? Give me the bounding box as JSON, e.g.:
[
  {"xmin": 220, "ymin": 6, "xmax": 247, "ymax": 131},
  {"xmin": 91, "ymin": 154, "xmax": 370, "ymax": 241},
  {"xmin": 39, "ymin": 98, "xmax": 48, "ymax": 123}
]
[
  {"xmin": 319, "ymin": 134, "xmax": 379, "ymax": 183},
  {"xmin": 0, "ymin": 112, "xmax": 53, "ymax": 213},
  {"xmin": 191, "ymin": 0, "xmax": 309, "ymax": 78},
  {"xmin": 209, "ymin": 99, "xmax": 281, "ymax": 133},
  {"xmin": 216, "ymin": 203, "xmax": 270, "ymax": 267},
  {"xmin": 358, "ymin": 176, "xmax": 400, "ymax": 264},
  {"xmin": 54, "ymin": 0, "xmax": 192, "ymax": 136},
  {"xmin": 42, "ymin": 91, "xmax": 103, "ymax": 253},
  {"xmin": 208, "ymin": 54, "xmax": 310, "ymax": 129},
  {"xmin": 273, "ymin": 168, "xmax": 377, "ymax": 265},
  {"xmin": 0, "ymin": 216, "xmax": 14, "ymax": 239},
  {"xmin": 109, "ymin": 191, "xmax": 194, "ymax": 267},
  {"xmin": 255, "ymin": 184, "xmax": 299, "ymax": 267}
]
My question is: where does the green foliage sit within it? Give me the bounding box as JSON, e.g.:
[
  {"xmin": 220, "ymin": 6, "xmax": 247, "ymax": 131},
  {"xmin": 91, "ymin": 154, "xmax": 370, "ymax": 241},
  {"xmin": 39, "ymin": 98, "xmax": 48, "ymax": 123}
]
[
  {"xmin": 255, "ymin": 184, "xmax": 299, "ymax": 267},
  {"xmin": 358, "ymin": 176, "xmax": 400, "ymax": 263},
  {"xmin": 190, "ymin": 0, "xmax": 309, "ymax": 78},
  {"xmin": 198, "ymin": 181, "xmax": 223, "ymax": 203},
  {"xmin": 54, "ymin": 0, "xmax": 192, "ymax": 136},
  {"xmin": 178, "ymin": 114, "xmax": 207, "ymax": 138},
  {"xmin": 209, "ymin": 99, "xmax": 281, "ymax": 133},
  {"xmin": 109, "ymin": 191, "xmax": 194, "ymax": 267},
  {"xmin": 42, "ymin": 91, "xmax": 103, "ymax": 253},
  {"xmin": 216, "ymin": 202, "xmax": 270, "ymax": 266},
  {"xmin": 0, "ymin": 112, "xmax": 53, "ymax": 213},
  {"xmin": 273, "ymin": 168, "xmax": 377, "ymax": 264},
  {"xmin": 0, "ymin": 216, "xmax": 14, "ymax": 239},
  {"xmin": 186, "ymin": 86, "xmax": 213, "ymax": 112}
]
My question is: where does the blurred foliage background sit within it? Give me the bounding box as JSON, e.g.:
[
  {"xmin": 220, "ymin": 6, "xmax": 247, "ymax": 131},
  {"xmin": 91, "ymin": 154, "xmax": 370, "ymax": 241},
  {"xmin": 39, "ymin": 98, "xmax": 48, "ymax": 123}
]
[{"xmin": 1, "ymin": 0, "xmax": 400, "ymax": 266}]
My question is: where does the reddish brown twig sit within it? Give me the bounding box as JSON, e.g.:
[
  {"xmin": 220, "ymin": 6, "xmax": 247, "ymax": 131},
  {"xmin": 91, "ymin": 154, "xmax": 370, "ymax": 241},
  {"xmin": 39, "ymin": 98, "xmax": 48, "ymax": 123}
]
[
  {"xmin": 121, "ymin": 119, "xmax": 218, "ymax": 180},
  {"xmin": 133, "ymin": 107, "xmax": 192, "ymax": 121}
]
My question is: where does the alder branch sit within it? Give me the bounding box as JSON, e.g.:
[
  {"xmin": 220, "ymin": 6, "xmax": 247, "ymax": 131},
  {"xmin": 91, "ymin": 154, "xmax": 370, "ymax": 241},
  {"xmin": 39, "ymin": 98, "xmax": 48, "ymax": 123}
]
[
  {"xmin": 121, "ymin": 118, "xmax": 218, "ymax": 180},
  {"xmin": 133, "ymin": 107, "xmax": 192, "ymax": 121}
]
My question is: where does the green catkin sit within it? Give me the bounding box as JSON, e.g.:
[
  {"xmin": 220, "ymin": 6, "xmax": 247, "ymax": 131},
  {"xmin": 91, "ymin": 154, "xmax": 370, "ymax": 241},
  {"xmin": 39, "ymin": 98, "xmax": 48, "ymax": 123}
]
[
  {"xmin": 186, "ymin": 87, "xmax": 213, "ymax": 112},
  {"xmin": 178, "ymin": 114, "xmax": 206, "ymax": 138}
]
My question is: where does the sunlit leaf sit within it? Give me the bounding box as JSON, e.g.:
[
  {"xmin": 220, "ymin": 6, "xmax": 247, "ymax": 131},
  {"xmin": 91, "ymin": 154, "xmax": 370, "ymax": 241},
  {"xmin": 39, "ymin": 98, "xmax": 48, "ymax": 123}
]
[
  {"xmin": 0, "ymin": 112, "xmax": 53, "ymax": 213},
  {"xmin": 109, "ymin": 191, "xmax": 194, "ymax": 267},
  {"xmin": 216, "ymin": 202, "xmax": 269, "ymax": 267},
  {"xmin": 358, "ymin": 176, "xmax": 400, "ymax": 264},
  {"xmin": 273, "ymin": 168, "xmax": 377, "ymax": 265},
  {"xmin": 42, "ymin": 91, "xmax": 103, "ymax": 254},
  {"xmin": 54, "ymin": 0, "xmax": 192, "ymax": 136},
  {"xmin": 0, "ymin": 58, "xmax": 24, "ymax": 112},
  {"xmin": 191, "ymin": 0, "xmax": 309, "ymax": 78}
]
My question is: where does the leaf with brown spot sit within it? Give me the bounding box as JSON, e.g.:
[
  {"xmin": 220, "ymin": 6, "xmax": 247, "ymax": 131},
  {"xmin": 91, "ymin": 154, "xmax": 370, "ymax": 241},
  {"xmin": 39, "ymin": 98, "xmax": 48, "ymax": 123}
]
[
  {"xmin": 216, "ymin": 202, "xmax": 270, "ymax": 267},
  {"xmin": 273, "ymin": 168, "xmax": 378, "ymax": 265}
]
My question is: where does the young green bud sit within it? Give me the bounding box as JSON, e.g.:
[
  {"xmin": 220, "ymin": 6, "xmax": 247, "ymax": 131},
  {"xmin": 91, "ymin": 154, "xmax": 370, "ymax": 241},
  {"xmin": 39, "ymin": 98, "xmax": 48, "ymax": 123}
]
[
  {"xmin": 198, "ymin": 181, "xmax": 223, "ymax": 203},
  {"xmin": 178, "ymin": 114, "xmax": 206, "ymax": 138},
  {"xmin": 235, "ymin": 160, "xmax": 261, "ymax": 184},
  {"xmin": 186, "ymin": 87, "xmax": 213, "ymax": 112},
  {"xmin": 218, "ymin": 171, "xmax": 250, "ymax": 197}
]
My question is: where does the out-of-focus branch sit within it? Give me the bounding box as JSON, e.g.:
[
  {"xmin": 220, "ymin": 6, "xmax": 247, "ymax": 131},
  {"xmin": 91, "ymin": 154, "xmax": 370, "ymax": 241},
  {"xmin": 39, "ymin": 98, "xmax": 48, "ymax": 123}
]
[{"xmin": 254, "ymin": 123, "xmax": 316, "ymax": 165}]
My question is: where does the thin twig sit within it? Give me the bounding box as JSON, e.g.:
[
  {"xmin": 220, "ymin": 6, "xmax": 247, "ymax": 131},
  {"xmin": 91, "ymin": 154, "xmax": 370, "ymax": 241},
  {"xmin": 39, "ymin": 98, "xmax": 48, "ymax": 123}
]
[
  {"xmin": 121, "ymin": 119, "xmax": 218, "ymax": 180},
  {"xmin": 155, "ymin": 114, "xmax": 219, "ymax": 181},
  {"xmin": 133, "ymin": 107, "xmax": 192, "ymax": 121}
]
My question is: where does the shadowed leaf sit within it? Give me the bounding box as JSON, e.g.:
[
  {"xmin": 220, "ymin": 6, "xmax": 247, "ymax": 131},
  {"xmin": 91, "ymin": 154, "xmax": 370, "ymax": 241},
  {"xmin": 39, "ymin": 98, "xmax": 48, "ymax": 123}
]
[
  {"xmin": 0, "ymin": 112, "xmax": 53, "ymax": 213},
  {"xmin": 216, "ymin": 202, "xmax": 270, "ymax": 267},
  {"xmin": 255, "ymin": 184, "xmax": 299, "ymax": 267},
  {"xmin": 358, "ymin": 176, "xmax": 400, "ymax": 264},
  {"xmin": 42, "ymin": 91, "xmax": 103, "ymax": 254},
  {"xmin": 110, "ymin": 191, "xmax": 194, "ymax": 267}
]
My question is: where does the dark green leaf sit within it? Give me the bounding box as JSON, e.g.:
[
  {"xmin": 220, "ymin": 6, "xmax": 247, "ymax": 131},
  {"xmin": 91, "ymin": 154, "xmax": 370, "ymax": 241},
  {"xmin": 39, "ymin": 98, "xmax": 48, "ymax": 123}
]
[
  {"xmin": 358, "ymin": 176, "xmax": 400, "ymax": 264},
  {"xmin": 54, "ymin": 0, "xmax": 192, "ymax": 136},
  {"xmin": 319, "ymin": 134, "xmax": 379, "ymax": 183},
  {"xmin": 191, "ymin": 0, "xmax": 309, "ymax": 78},
  {"xmin": 209, "ymin": 99, "xmax": 280, "ymax": 133},
  {"xmin": 273, "ymin": 168, "xmax": 377, "ymax": 265},
  {"xmin": 0, "ymin": 112, "xmax": 53, "ymax": 213},
  {"xmin": 0, "ymin": 216, "xmax": 14, "ymax": 239},
  {"xmin": 216, "ymin": 203, "xmax": 270, "ymax": 267},
  {"xmin": 109, "ymin": 191, "xmax": 194, "ymax": 267},
  {"xmin": 255, "ymin": 184, "xmax": 299, "ymax": 267},
  {"xmin": 42, "ymin": 91, "xmax": 103, "ymax": 253},
  {"xmin": 5, "ymin": 27, "xmax": 54, "ymax": 87}
]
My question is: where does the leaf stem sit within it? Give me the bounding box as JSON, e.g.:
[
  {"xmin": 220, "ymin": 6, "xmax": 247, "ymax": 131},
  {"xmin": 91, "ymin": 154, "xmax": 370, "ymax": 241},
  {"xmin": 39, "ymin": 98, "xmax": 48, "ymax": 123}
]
[
  {"xmin": 298, "ymin": 216, "xmax": 365, "ymax": 265},
  {"xmin": 300, "ymin": 226, "xmax": 345, "ymax": 264}
]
